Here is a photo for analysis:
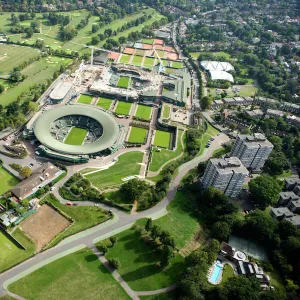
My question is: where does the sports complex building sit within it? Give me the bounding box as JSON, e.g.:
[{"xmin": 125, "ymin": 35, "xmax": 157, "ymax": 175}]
[{"xmin": 25, "ymin": 105, "xmax": 124, "ymax": 163}]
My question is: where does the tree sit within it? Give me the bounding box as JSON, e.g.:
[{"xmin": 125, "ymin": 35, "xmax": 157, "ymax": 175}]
[
  {"xmin": 150, "ymin": 225, "xmax": 161, "ymax": 240},
  {"xmin": 109, "ymin": 236, "xmax": 117, "ymax": 247},
  {"xmin": 120, "ymin": 179, "xmax": 148, "ymax": 202},
  {"xmin": 108, "ymin": 258, "xmax": 121, "ymax": 269},
  {"xmin": 91, "ymin": 36, "xmax": 100, "ymax": 45},
  {"xmin": 145, "ymin": 218, "xmax": 153, "ymax": 233},
  {"xmin": 0, "ymin": 84, "xmax": 4, "ymax": 94},
  {"xmin": 264, "ymin": 151, "xmax": 290, "ymax": 175},
  {"xmin": 10, "ymin": 70, "xmax": 23, "ymax": 82},
  {"xmin": 20, "ymin": 166, "xmax": 32, "ymax": 178},
  {"xmin": 211, "ymin": 221, "xmax": 231, "ymax": 241},
  {"xmin": 161, "ymin": 245, "xmax": 175, "ymax": 268},
  {"xmin": 269, "ymin": 136, "xmax": 283, "ymax": 151},
  {"xmin": 200, "ymin": 96, "xmax": 212, "ymax": 110},
  {"xmin": 249, "ymin": 176, "xmax": 282, "ymax": 208},
  {"xmin": 99, "ymin": 245, "xmax": 108, "ymax": 255}
]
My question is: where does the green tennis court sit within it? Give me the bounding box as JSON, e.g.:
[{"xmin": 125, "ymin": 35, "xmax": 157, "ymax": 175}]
[
  {"xmin": 0, "ymin": 232, "xmax": 19, "ymax": 263},
  {"xmin": 128, "ymin": 127, "xmax": 148, "ymax": 143},
  {"xmin": 119, "ymin": 54, "xmax": 131, "ymax": 64},
  {"xmin": 115, "ymin": 101, "xmax": 132, "ymax": 115},
  {"xmin": 135, "ymin": 105, "xmax": 152, "ymax": 120},
  {"xmin": 131, "ymin": 55, "xmax": 143, "ymax": 66},
  {"xmin": 64, "ymin": 127, "xmax": 87, "ymax": 145},
  {"xmin": 0, "ymin": 167, "xmax": 19, "ymax": 195},
  {"xmin": 153, "ymin": 130, "xmax": 171, "ymax": 148},
  {"xmin": 117, "ymin": 76, "xmax": 130, "ymax": 88},
  {"xmin": 97, "ymin": 97, "xmax": 113, "ymax": 110},
  {"xmin": 77, "ymin": 94, "xmax": 93, "ymax": 104}
]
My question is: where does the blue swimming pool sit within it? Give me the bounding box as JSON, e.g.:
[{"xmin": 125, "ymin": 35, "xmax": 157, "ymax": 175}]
[{"xmin": 209, "ymin": 264, "xmax": 223, "ymax": 284}]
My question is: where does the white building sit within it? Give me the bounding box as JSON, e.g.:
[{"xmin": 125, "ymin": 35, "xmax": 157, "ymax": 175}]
[
  {"xmin": 230, "ymin": 133, "xmax": 273, "ymax": 172},
  {"xmin": 202, "ymin": 157, "xmax": 248, "ymax": 198}
]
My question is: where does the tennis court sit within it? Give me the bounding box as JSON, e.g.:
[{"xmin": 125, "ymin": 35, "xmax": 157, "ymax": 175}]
[
  {"xmin": 115, "ymin": 101, "xmax": 132, "ymax": 115},
  {"xmin": 131, "ymin": 55, "xmax": 143, "ymax": 66},
  {"xmin": 119, "ymin": 54, "xmax": 131, "ymax": 64},
  {"xmin": 97, "ymin": 97, "xmax": 113, "ymax": 110},
  {"xmin": 135, "ymin": 104, "xmax": 152, "ymax": 120},
  {"xmin": 153, "ymin": 130, "xmax": 171, "ymax": 149},
  {"xmin": 127, "ymin": 127, "xmax": 148, "ymax": 143},
  {"xmin": 77, "ymin": 94, "xmax": 93, "ymax": 104},
  {"xmin": 0, "ymin": 231, "xmax": 19, "ymax": 263}
]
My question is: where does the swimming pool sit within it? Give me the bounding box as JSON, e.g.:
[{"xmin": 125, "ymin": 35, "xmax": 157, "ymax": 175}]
[{"xmin": 209, "ymin": 263, "xmax": 223, "ymax": 284}]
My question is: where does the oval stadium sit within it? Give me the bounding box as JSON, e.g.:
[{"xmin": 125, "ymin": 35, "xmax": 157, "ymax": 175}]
[{"xmin": 33, "ymin": 105, "xmax": 119, "ymax": 155}]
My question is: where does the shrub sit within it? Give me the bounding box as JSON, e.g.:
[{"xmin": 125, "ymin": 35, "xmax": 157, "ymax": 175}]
[{"xmin": 108, "ymin": 258, "xmax": 121, "ymax": 269}]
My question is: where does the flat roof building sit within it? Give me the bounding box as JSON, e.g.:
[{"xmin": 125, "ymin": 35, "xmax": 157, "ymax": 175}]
[
  {"xmin": 286, "ymin": 215, "xmax": 300, "ymax": 228},
  {"xmin": 202, "ymin": 157, "xmax": 248, "ymax": 198},
  {"xmin": 230, "ymin": 133, "xmax": 273, "ymax": 172},
  {"xmin": 270, "ymin": 207, "xmax": 294, "ymax": 220}
]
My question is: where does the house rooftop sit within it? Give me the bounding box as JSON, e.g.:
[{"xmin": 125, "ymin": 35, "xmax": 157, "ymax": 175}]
[{"xmin": 271, "ymin": 207, "xmax": 293, "ymax": 218}]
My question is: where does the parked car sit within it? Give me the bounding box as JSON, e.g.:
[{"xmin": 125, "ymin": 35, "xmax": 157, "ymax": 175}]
[{"xmin": 66, "ymin": 202, "xmax": 72, "ymax": 206}]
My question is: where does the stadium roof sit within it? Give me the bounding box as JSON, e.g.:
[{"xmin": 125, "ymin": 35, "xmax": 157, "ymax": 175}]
[
  {"xmin": 34, "ymin": 105, "xmax": 119, "ymax": 155},
  {"xmin": 209, "ymin": 70, "xmax": 234, "ymax": 83},
  {"xmin": 50, "ymin": 81, "xmax": 72, "ymax": 101},
  {"xmin": 200, "ymin": 61, "xmax": 234, "ymax": 72}
]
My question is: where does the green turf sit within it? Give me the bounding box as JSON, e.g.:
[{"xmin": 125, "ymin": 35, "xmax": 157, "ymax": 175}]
[
  {"xmin": 190, "ymin": 51, "xmax": 231, "ymax": 60},
  {"xmin": 96, "ymin": 219, "xmax": 185, "ymax": 291},
  {"xmin": 115, "ymin": 101, "xmax": 132, "ymax": 115},
  {"xmin": 153, "ymin": 130, "xmax": 171, "ymax": 149},
  {"xmin": 143, "ymin": 57, "xmax": 155, "ymax": 68},
  {"xmin": 117, "ymin": 76, "xmax": 130, "ymax": 88},
  {"xmin": 64, "ymin": 127, "xmax": 87, "ymax": 145},
  {"xmin": 135, "ymin": 104, "xmax": 152, "ymax": 120},
  {"xmin": 96, "ymin": 97, "xmax": 114, "ymax": 110},
  {"xmin": 162, "ymin": 104, "xmax": 170, "ymax": 119},
  {"xmin": 0, "ymin": 167, "xmax": 19, "ymax": 195},
  {"xmin": 85, "ymin": 152, "xmax": 144, "ymax": 189},
  {"xmin": 0, "ymin": 232, "xmax": 19, "ymax": 263},
  {"xmin": 131, "ymin": 55, "xmax": 143, "ymax": 66},
  {"xmin": 119, "ymin": 54, "xmax": 131, "ymax": 64},
  {"xmin": 135, "ymin": 49, "xmax": 146, "ymax": 56},
  {"xmin": 128, "ymin": 127, "xmax": 148, "ymax": 143},
  {"xmin": 77, "ymin": 94, "xmax": 93, "ymax": 104},
  {"xmin": 8, "ymin": 248, "xmax": 130, "ymax": 300},
  {"xmin": 156, "ymin": 51, "xmax": 166, "ymax": 59},
  {"xmin": 0, "ymin": 228, "xmax": 36, "ymax": 273},
  {"xmin": 142, "ymin": 39, "xmax": 154, "ymax": 44},
  {"xmin": 150, "ymin": 130, "xmax": 184, "ymax": 172},
  {"xmin": 171, "ymin": 61, "xmax": 183, "ymax": 69},
  {"xmin": 140, "ymin": 291, "xmax": 177, "ymax": 300},
  {"xmin": 220, "ymin": 264, "xmax": 235, "ymax": 286}
]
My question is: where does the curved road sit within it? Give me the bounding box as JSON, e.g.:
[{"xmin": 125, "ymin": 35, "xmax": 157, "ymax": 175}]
[{"xmin": 0, "ymin": 133, "xmax": 229, "ymax": 297}]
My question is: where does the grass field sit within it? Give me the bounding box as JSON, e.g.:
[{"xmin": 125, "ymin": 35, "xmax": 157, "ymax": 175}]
[
  {"xmin": 119, "ymin": 54, "xmax": 131, "ymax": 64},
  {"xmin": 128, "ymin": 127, "xmax": 148, "ymax": 143},
  {"xmin": 64, "ymin": 127, "xmax": 87, "ymax": 145},
  {"xmin": 0, "ymin": 167, "xmax": 19, "ymax": 195},
  {"xmin": 97, "ymin": 219, "xmax": 184, "ymax": 291},
  {"xmin": 8, "ymin": 248, "xmax": 130, "ymax": 300},
  {"xmin": 131, "ymin": 55, "xmax": 143, "ymax": 66},
  {"xmin": 171, "ymin": 61, "xmax": 183, "ymax": 69},
  {"xmin": 0, "ymin": 228, "xmax": 36, "ymax": 273},
  {"xmin": 44, "ymin": 194, "xmax": 109, "ymax": 248},
  {"xmin": 140, "ymin": 291, "xmax": 177, "ymax": 300},
  {"xmin": 143, "ymin": 57, "xmax": 155, "ymax": 68},
  {"xmin": 162, "ymin": 104, "xmax": 170, "ymax": 119},
  {"xmin": 0, "ymin": 232, "xmax": 19, "ymax": 264},
  {"xmin": 96, "ymin": 97, "xmax": 114, "ymax": 110},
  {"xmin": 207, "ymin": 85, "xmax": 257, "ymax": 98},
  {"xmin": 142, "ymin": 39, "xmax": 154, "ymax": 44},
  {"xmin": 220, "ymin": 264, "xmax": 235, "ymax": 286},
  {"xmin": 135, "ymin": 104, "xmax": 152, "ymax": 120},
  {"xmin": 117, "ymin": 76, "xmax": 130, "ymax": 88},
  {"xmin": 115, "ymin": 101, "xmax": 132, "ymax": 115},
  {"xmin": 0, "ymin": 44, "xmax": 40, "ymax": 76},
  {"xmin": 150, "ymin": 130, "xmax": 184, "ymax": 172},
  {"xmin": 85, "ymin": 152, "xmax": 144, "ymax": 189},
  {"xmin": 153, "ymin": 130, "xmax": 171, "ymax": 149},
  {"xmin": 190, "ymin": 51, "xmax": 231, "ymax": 60},
  {"xmin": 77, "ymin": 94, "xmax": 93, "ymax": 104}
]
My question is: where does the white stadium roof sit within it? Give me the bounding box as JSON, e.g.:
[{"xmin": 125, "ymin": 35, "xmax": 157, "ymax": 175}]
[
  {"xmin": 200, "ymin": 61, "xmax": 234, "ymax": 72},
  {"xmin": 209, "ymin": 70, "xmax": 234, "ymax": 83}
]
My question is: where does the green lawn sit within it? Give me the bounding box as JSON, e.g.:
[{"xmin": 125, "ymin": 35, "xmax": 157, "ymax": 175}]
[
  {"xmin": 119, "ymin": 54, "xmax": 131, "ymax": 64},
  {"xmin": 77, "ymin": 94, "xmax": 93, "ymax": 104},
  {"xmin": 0, "ymin": 232, "xmax": 19, "ymax": 263},
  {"xmin": 171, "ymin": 61, "xmax": 183, "ymax": 69},
  {"xmin": 162, "ymin": 104, "xmax": 170, "ymax": 119},
  {"xmin": 8, "ymin": 248, "xmax": 130, "ymax": 300},
  {"xmin": 0, "ymin": 44, "xmax": 40, "ymax": 76},
  {"xmin": 96, "ymin": 219, "xmax": 185, "ymax": 291},
  {"xmin": 117, "ymin": 76, "xmax": 130, "ymax": 88},
  {"xmin": 44, "ymin": 194, "xmax": 109, "ymax": 248},
  {"xmin": 96, "ymin": 97, "xmax": 114, "ymax": 110},
  {"xmin": 140, "ymin": 291, "xmax": 177, "ymax": 300},
  {"xmin": 0, "ymin": 228, "xmax": 36, "ymax": 273},
  {"xmin": 64, "ymin": 127, "xmax": 87, "ymax": 145},
  {"xmin": 85, "ymin": 152, "xmax": 144, "ymax": 189},
  {"xmin": 153, "ymin": 130, "xmax": 171, "ymax": 149},
  {"xmin": 150, "ymin": 130, "xmax": 184, "ymax": 172},
  {"xmin": 143, "ymin": 57, "xmax": 155, "ymax": 68},
  {"xmin": 0, "ymin": 167, "xmax": 19, "ymax": 195},
  {"xmin": 131, "ymin": 55, "xmax": 143, "ymax": 66},
  {"xmin": 208, "ymin": 85, "xmax": 257, "ymax": 98},
  {"xmin": 220, "ymin": 264, "xmax": 235, "ymax": 286},
  {"xmin": 128, "ymin": 127, "xmax": 148, "ymax": 143},
  {"xmin": 115, "ymin": 101, "xmax": 132, "ymax": 115},
  {"xmin": 190, "ymin": 51, "xmax": 231, "ymax": 60},
  {"xmin": 142, "ymin": 39, "xmax": 154, "ymax": 44},
  {"xmin": 135, "ymin": 104, "xmax": 152, "ymax": 120}
]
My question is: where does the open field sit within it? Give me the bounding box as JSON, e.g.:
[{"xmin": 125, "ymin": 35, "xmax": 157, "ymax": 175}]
[
  {"xmin": 96, "ymin": 97, "xmax": 114, "ymax": 110},
  {"xmin": 119, "ymin": 54, "xmax": 131, "ymax": 64},
  {"xmin": 0, "ymin": 167, "xmax": 19, "ymax": 195},
  {"xmin": 162, "ymin": 104, "xmax": 170, "ymax": 119},
  {"xmin": 135, "ymin": 104, "xmax": 152, "ymax": 120},
  {"xmin": 153, "ymin": 130, "xmax": 171, "ymax": 149},
  {"xmin": 190, "ymin": 51, "xmax": 231, "ymax": 60},
  {"xmin": 207, "ymin": 85, "xmax": 257, "ymax": 98},
  {"xmin": 77, "ymin": 94, "xmax": 93, "ymax": 104},
  {"xmin": 131, "ymin": 55, "xmax": 143, "ymax": 66},
  {"xmin": 85, "ymin": 151, "xmax": 144, "ymax": 189},
  {"xmin": 117, "ymin": 76, "xmax": 130, "ymax": 88},
  {"xmin": 97, "ymin": 219, "xmax": 184, "ymax": 291},
  {"xmin": 44, "ymin": 194, "xmax": 109, "ymax": 248},
  {"xmin": 0, "ymin": 44, "xmax": 40, "ymax": 76},
  {"xmin": 0, "ymin": 228, "xmax": 36, "ymax": 273},
  {"xmin": 0, "ymin": 232, "xmax": 19, "ymax": 264},
  {"xmin": 0, "ymin": 57, "xmax": 71, "ymax": 106},
  {"xmin": 128, "ymin": 127, "xmax": 148, "ymax": 143},
  {"xmin": 8, "ymin": 248, "xmax": 131, "ymax": 300},
  {"xmin": 150, "ymin": 130, "xmax": 184, "ymax": 172},
  {"xmin": 21, "ymin": 205, "xmax": 71, "ymax": 252},
  {"xmin": 64, "ymin": 127, "xmax": 87, "ymax": 145},
  {"xmin": 115, "ymin": 101, "xmax": 132, "ymax": 115},
  {"xmin": 140, "ymin": 292, "xmax": 177, "ymax": 300}
]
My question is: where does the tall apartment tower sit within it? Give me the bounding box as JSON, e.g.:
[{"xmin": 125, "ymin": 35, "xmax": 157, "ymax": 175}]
[
  {"xmin": 202, "ymin": 157, "xmax": 248, "ymax": 198},
  {"xmin": 230, "ymin": 133, "xmax": 273, "ymax": 172}
]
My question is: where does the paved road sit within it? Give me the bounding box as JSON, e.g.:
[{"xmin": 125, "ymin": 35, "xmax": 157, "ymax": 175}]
[{"xmin": 0, "ymin": 133, "xmax": 229, "ymax": 299}]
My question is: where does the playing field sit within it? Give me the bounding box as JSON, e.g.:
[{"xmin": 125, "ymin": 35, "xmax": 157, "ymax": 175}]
[
  {"xmin": 143, "ymin": 57, "xmax": 155, "ymax": 69},
  {"xmin": 115, "ymin": 101, "xmax": 132, "ymax": 115},
  {"xmin": 64, "ymin": 127, "xmax": 87, "ymax": 145},
  {"xmin": 0, "ymin": 167, "xmax": 19, "ymax": 195},
  {"xmin": 153, "ymin": 130, "xmax": 171, "ymax": 148},
  {"xmin": 135, "ymin": 104, "xmax": 152, "ymax": 120},
  {"xmin": 119, "ymin": 54, "xmax": 131, "ymax": 64},
  {"xmin": 142, "ymin": 39, "xmax": 154, "ymax": 44},
  {"xmin": 162, "ymin": 104, "xmax": 170, "ymax": 119},
  {"xmin": 128, "ymin": 127, "xmax": 148, "ymax": 144},
  {"xmin": 131, "ymin": 55, "xmax": 143, "ymax": 66},
  {"xmin": 77, "ymin": 94, "xmax": 93, "ymax": 104},
  {"xmin": 171, "ymin": 61, "xmax": 183, "ymax": 69},
  {"xmin": 96, "ymin": 97, "xmax": 114, "ymax": 110},
  {"xmin": 117, "ymin": 76, "xmax": 130, "ymax": 88},
  {"xmin": 0, "ymin": 232, "xmax": 19, "ymax": 263}
]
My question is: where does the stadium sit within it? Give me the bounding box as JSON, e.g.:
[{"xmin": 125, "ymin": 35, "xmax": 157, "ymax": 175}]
[{"xmin": 33, "ymin": 105, "xmax": 120, "ymax": 155}]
